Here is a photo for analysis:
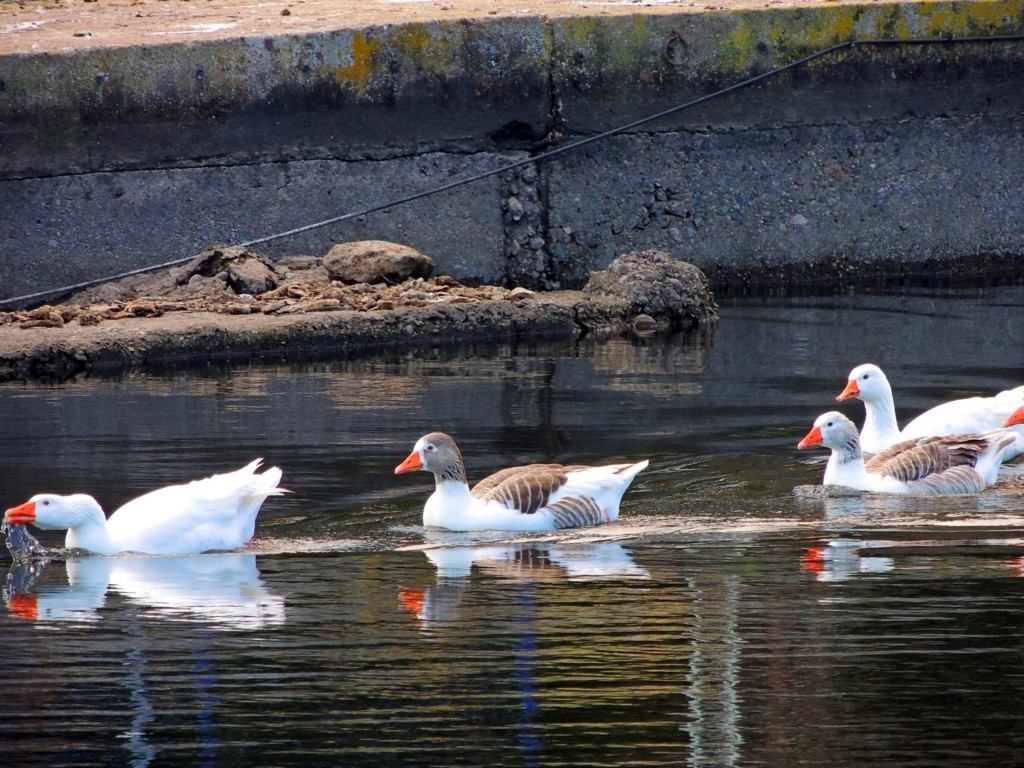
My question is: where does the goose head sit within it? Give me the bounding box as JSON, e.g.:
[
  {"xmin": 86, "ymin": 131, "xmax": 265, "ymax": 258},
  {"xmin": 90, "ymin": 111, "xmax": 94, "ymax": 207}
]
[
  {"xmin": 5, "ymin": 494, "xmax": 106, "ymax": 532},
  {"xmin": 798, "ymin": 411, "xmax": 861, "ymax": 454},
  {"xmin": 395, "ymin": 432, "xmax": 468, "ymax": 483},
  {"xmin": 837, "ymin": 363, "xmax": 891, "ymax": 404}
]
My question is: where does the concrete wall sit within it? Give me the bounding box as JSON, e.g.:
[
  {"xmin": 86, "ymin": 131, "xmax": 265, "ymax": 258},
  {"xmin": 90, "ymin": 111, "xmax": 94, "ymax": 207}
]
[{"xmin": 2, "ymin": 1, "xmax": 1023, "ymax": 303}]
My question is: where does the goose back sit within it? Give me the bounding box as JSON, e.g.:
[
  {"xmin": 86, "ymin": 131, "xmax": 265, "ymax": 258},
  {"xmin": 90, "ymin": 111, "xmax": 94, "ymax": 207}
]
[
  {"xmin": 471, "ymin": 464, "xmax": 586, "ymax": 515},
  {"xmin": 865, "ymin": 434, "xmax": 990, "ymax": 482}
]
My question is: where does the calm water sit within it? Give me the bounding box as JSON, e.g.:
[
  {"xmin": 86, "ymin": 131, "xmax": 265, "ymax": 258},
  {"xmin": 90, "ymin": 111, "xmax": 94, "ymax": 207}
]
[{"xmin": 1, "ymin": 285, "xmax": 1023, "ymax": 767}]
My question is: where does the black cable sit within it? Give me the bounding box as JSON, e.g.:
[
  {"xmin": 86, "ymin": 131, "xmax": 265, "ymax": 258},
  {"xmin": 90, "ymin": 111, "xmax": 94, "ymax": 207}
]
[{"xmin": 3, "ymin": 33, "xmax": 1022, "ymax": 310}]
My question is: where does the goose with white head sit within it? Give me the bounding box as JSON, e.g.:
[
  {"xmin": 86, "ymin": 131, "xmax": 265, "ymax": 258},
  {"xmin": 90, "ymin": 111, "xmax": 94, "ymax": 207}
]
[
  {"xmin": 3, "ymin": 459, "xmax": 285, "ymax": 555},
  {"xmin": 837, "ymin": 363, "xmax": 1024, "ymax": 454},
  {"xmin": 395, "ymin": 432, "xmax": 648, "ymax": 531},
  {"xmin": 797, "ymin": 411, "xmax": 1020, "ymax": 494}
]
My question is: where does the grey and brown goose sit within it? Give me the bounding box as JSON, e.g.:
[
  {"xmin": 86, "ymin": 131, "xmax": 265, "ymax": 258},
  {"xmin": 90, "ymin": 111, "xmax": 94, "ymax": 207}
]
[
  {"xmin": 797, "ymin": 411, "xmax": 1021, "ymax": 494},
  {"xmin": 395, "ymin": 432, "xmax": 648, "ymax": 530}
]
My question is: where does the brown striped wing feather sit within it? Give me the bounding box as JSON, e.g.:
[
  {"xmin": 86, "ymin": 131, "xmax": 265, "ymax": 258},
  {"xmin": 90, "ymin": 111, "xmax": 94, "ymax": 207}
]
[
  {"xmin": 546, "ymin": 496, "xmax": 608, "ymax": 528},
  {"xmin": 471, "ymin": 463, "xmax": 587, "ymax": 515},
  {"xmin": 903, "ymin": 466, "xmax": 988, "ymax": 494},
  {"xmin": 866, "ymin": 434, "xmax": 989, "ymax": 482}
]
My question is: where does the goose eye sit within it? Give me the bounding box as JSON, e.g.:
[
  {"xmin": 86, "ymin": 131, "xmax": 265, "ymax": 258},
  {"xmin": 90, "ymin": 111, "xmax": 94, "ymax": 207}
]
[
  {"xmin": 862, "ymin": 374, "xmax": 869, "ymax": 380},
  {"xmin": 425, "ymin": 444, "xmax": 435, "ymax": 452},
  {"xmin": 826, "ymin": 421, "xmax": 834, "ymax": 427}
]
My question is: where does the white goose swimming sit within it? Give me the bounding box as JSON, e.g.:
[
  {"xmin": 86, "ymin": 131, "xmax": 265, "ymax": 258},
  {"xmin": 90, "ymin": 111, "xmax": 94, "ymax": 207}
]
[
  {"xmin": 837, "ymin": 363, "xmax": 1024, "ymax": 454},
  {"xmin": 3, "ymin": 459, "xmax": 285, "ymax": 555},
  {"xmin": 395, "ymin": 432, "xmax": 648, "ymax": 531},
  {"xmin": 797, "ymin": 411, "xmax": 1020, "ymax": 494}
]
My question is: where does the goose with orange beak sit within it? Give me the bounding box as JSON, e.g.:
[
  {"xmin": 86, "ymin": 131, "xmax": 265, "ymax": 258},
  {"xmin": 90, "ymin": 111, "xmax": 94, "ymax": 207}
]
[
  {"xmin": 798, "ymin": 411, "xmax": 1020, "ymax": 494},
  {"xmin": 837, "ymin": 363, "xmax": 1024, "ymax": 454},
  {"xmin": 3, "ymin": 459, "xmax": 285, "ymax": 555},
  {"xmin": 395, "ymin": 432, "xmax": 648, "ymax": 531}
]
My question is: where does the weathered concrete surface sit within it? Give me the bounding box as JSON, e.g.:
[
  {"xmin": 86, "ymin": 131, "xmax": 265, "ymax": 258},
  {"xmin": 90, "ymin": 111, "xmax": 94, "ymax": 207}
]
[
  {"xmin": 1, "ymin": 0, "xmax": 1023, "ymax": 303},
  {"xmin": 548, "ymin": 115, "xmax": 1024, "ymax": 288},
  {"xmin": 2, "ymin": 151, "xmax": 516, "ymax": 294}
]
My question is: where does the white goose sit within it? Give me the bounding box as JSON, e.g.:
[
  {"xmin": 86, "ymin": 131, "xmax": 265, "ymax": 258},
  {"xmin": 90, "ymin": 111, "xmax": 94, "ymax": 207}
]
[
  {"xmin": 797, "ymin": 411, "xmax": 1020, "ymax": 494},
  {"xmin": 394, "ymin": 432, "xmax": 648, "ymax": 531},
  {"xmin": 4, "ymin": 459, "xmax": 284, "ymax": 555},
  {"xmin": 837, "ymin": 363, "xmax": 1024, "ymax": 454}
]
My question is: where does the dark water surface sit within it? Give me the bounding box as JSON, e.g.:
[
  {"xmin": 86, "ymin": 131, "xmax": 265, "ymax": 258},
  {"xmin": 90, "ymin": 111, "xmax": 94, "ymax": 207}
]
[{"xmin": 2, "ymin": 285, "xmax": 1023, "ymax": 766}]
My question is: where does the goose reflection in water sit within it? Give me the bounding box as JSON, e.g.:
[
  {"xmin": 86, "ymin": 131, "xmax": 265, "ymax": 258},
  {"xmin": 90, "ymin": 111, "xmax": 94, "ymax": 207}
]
[
  {"xmin": 398, "ymin": 541, "xmax": 651, "ymax": 768},
  {"xmin": 3, "ymin": 553, "xmax": 285, "ymax": 630},
  {"xmin": 801, "ymin": 539, "xmax": 896, "ymax": 583},
  {"xmin": 802, "ymin": 536, "xmax": 1024, "ymax": 583},
  {"xmin": 399, "ymin": 541, "xmax": 650, "ymax": 626}
]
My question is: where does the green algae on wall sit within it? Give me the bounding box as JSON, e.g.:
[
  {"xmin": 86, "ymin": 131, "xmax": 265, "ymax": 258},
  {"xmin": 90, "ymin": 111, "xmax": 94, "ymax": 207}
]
[
  {"xmin": 715, "ymin": 0, "xmax": 1024, "ymax": 69},
  {"xmin": 2, "ymin": 1, "xmax": 1020, "ymax": 126},
  {"xmin": 547, "ymin": 0, "xmax": 1023, "ymax": 137},
  {"xmin": 0, "ymin": 17, "xmax": 550, "ymax": 118},
  {"xmin": 553, "ymin": 0, "xmax": 1024, "ymax": 88}
]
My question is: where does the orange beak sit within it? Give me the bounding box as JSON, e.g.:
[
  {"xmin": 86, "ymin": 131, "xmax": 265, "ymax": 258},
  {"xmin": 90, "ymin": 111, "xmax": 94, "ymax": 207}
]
[
  {"xmin": 836, "ymin": 379, "xmax": 860, "ymax": 402},
  {"xmin": 398, "ymin": 585, "xmax": 425, "ymax": 616},
  {"xmin": 6, "ymin": 593, "xmax": 38, "ymax": 621},
  {"xmin": 394, "ymin": 450, "xmax": 423, "ymax": 474},
  {"xmin": 797, "ymin": 425, "xmax": 824, "ymax": 449},
  {"xmin": 1005, "ymin": 406, "xmax": 1024, "ymax": 428},
  {"xmin": 4, "ymin": 500, "xmax": 36, "ymax": 525},
  {"xmin": 801, "ymin": 546, "xmax": 827, "ymax": 573}
]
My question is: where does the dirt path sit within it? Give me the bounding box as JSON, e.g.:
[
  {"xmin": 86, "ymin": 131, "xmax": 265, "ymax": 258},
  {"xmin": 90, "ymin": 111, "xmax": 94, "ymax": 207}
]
[{"xmin": 0, "ymin": 0, "xmax": 892, "ymax": 56}]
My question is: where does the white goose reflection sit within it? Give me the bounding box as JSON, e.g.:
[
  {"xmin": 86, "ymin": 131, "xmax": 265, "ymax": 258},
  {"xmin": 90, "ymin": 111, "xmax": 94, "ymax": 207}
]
[
  {"xmin": 801, "ymin": 538, "xmax": 896, "ymax": 583},
  {"xmin": 3, "ymin": 553, "xmax": 285, "ymax": 630},
  {"xmin": 399, "ymin": 542, "xmax": 650, "ymax": 626},
  {"xmin": 802, "ymin": 535, "xmax": 1024, "ymax": 583}
]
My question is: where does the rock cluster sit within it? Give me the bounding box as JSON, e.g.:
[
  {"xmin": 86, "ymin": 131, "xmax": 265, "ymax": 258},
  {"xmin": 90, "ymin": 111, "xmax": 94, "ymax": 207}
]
[
  {"xmin": 180, "ymin": 246, "xmax": 281, "ymax": 295},
  {"xmin": 583, "ymin": 250, "xmax": 718, "ymax": 331}
]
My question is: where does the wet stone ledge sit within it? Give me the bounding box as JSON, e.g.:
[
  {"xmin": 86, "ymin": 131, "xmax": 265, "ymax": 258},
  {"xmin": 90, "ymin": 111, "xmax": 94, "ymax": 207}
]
[{"xmin": 0, "ymin": 249, "xmax": 718, "ymax": 381}]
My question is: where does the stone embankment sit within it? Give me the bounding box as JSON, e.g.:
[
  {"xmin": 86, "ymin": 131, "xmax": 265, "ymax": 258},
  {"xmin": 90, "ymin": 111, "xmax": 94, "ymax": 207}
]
[
  {"xmin": 2, "ymin": 0, "xmax": 1023, "ymax": 307},
  {"xmin": 0, "ymin": 0, "xmax": 1022, "ymax": 376}
]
